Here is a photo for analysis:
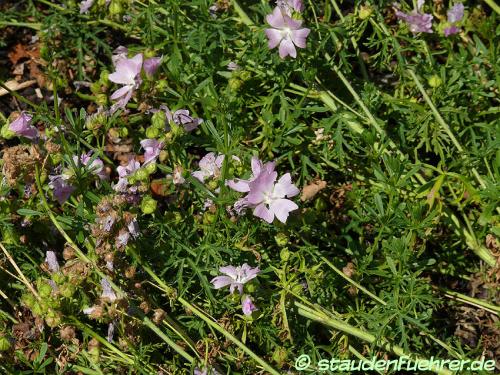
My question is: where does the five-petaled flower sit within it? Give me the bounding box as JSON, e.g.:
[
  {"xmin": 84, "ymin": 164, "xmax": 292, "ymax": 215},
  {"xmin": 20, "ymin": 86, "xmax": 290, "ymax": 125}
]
[
  {"xmin": 114, "ymin": 158, "xmax": 141, "ymax": 192},
  {"xmin": 265, "ymin": 7, "xmax": 311, "ymax": 59},
  {"xmin": 192, "ymin": 152, "xmax": 225, "ymax": 182},
  {"xmin": 245, "ymin": 168, "xmax": 299, "ymax": 224},
  {"xmin": 211, "ymin": 263, "xmax": 260, "ymax": 294}
]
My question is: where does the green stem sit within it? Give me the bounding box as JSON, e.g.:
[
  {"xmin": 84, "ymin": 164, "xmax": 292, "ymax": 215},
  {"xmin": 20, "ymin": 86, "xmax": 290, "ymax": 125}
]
[
  {"xmin": 178, "ymin": 297, "xmax": 281, "ymax": 375},
  {"xmin": 232, "ymin": 0, "xmax": 254, "ymax": 26},
  {"xmin": 442, "ymin": 289, "xmax": 500, "ymax": 315},
  {"xmin": 0, "ymin": 22, "xmax": 41, "ymax": 30},
  {"xmin": 295, "ymin": 302, "xmax": 453, "ymax": 375},
  {"xmin": 482, "ymin": 0, "xmax": 500, "ymax": 14}
]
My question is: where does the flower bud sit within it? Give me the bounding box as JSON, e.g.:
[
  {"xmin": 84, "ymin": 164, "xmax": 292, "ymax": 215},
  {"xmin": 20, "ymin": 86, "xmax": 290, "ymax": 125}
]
[
  {"xmin": 119, "ymin": 127, "xmax": 128, "ymax": 137},
  {"xmin": 141, "ymin": 196, "xmax": 157, "ymax": 214},
  {"xmin": 359, "ymin": 5, "xmax": 373, "ymax": 19},
  {"xmin": 60, "ymin": 283, "xmax": 76, "ymax": 298},
  {"xmin": 90, "ymin": 81, "xmax": 101, "ymax": 95},
  {"xmin": 0, "ymin": 336, "xmax": 11, "ymax": 351},
  {"xmin": 145, "ymin": 126, "xmax": 159, "ymax": 139},
  {"xmin": 99, "ymin": 70, "xmax": 110, "ymax": 84},
  {"xmin": 0, "ymin": 123, "xmax": 15, "ymax": 139},
  {"xmin": 145, "ymin": 162, "xmax": 157, "ymax": 174},
  {"xmin": 274, "ymin": 233, "xmax": 288, "ymax": 247},
  {"xmin": 203, "ymin": 212, "xmax": 216, "ymax": 225},
  {"xmin": 109, "ymin": 0, "xmax": 123, "ymax": 15},
  {"xmin": 280, "ymin": 248, "xmax": 291, "ymax": 262},
  {"xmin": 159, "ymin": 150, "xmax": 168, "ymax": 162},
  {"xmin": 151, "ymin": 111, "xmax": 166, "ymax": 129},
  {"xmin": 155, "ymin": 79, "xmax": 168, "ymax": 91},
  {"xmin": 428, "ymin": 75, "xmax": 442, "ymax": 88},
  {"xmin": 135, "ymin": 168, "xmax": 149, "ymax": 181},
  {"xmin": 95, "ymin": 93, "xmax": 108, "ymax": 107},
  {"xmin": 38, "ymin": 282, "xmax": 53, "ymax": 298},
  {"xmin": 228, "ymin": 78, "xmax": 243, "ymax": 91}
]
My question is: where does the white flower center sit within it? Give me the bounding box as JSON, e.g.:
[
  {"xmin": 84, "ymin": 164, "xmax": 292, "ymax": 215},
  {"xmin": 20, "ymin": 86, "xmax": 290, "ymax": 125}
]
[{"xmin": 281, "ymin": 27, "xmax": 292, "ymax": 39}]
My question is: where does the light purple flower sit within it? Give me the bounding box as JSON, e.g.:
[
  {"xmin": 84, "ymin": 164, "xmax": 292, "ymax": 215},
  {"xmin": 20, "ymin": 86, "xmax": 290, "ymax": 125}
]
[
  {"xmin": 140, "ymin": 139, "xmax": 162, "ymax": 165},
  {"xmin": 192, "ymin": 152, "xmax": 225, "ymax": 182},
  {"xmin": 100, "ymin": 215, "xmax": 115, "ymax": 232},
  {"xmin": 106, "ymin": 260, "xmax": 114, "ymax": 271},
  {"xmin": 394, "ymin": 0, "xmax": 433, "ymax": 34},
  {"xmin": 444, "ymin": 4, "xmax": 464, "ymax": 36},
  {"xmin": 265, "ymin": 7, "xmax": 311, "ymax": 59},
  {"xmin": 447, "ymin": 3, "xmax": 464, "ymax": 23},
  {"xmin": 277, "ymin": 0, "xmax": 304, "ymax": 15},
  {"xmin": 74, "ymin": 152, "xmax": 107, "ymax": 180},
  {"xmin": 227, "ymin": 62, "xmax": 240, "ymax": 71},
  {"xmin": 171, "ymin": 109, "xmax": 203, "ymax": 132},
  {"xmin": 112, "ymin": 46, "xmax": 129, "ymax": 66},
  {"xmin": 79, "ymin": 0, "xmax": 94, "ymax": 13},
  {"xmin": 143, "ymin": 56, "xmax": 162, "ymax": 77},
  {"xmin": 101, "ymin": 278, "xmax": 117, "ymax": 302},
  {"xmin": 108, "ymin": 53, "xmax": 143, "ymax": 109},
  {"xmin": 49, "ymin": 175, "xmax": 76, "ymax": 204},
  {"xmin": 211, "ymin": 263, "xmax": 260, "ymax": 294},
  {"xmin": 227, "ymin": 157, "xmax": 275, "ymax": 193},
  {"xmin": 45, "ymin": 251, "xmax": 60, "ymax": 273},
  {"xmin": 114, "ymin": 158, "xmax": 141, "ymax": 192},
  {"xmin": 242, "ymin": 295, "xmax": 258, "ymax": 316},
  {"xmin": 245, "ymin": 170, "xmax": 299, "ymax": 223},
  {"xmin": 83, "ymin": 306, "xmax": 96, "ymax": 315},
  {"xmin": 444, "ymin": 25, "xmax": 460, "ymax": 36},
  {"xmin": 159, "ymin": 105, "xmax": 203, "ymax": 132},
  {"xmin": 9, "ymin": 112, "xmax": 38, "ymax": 140}
]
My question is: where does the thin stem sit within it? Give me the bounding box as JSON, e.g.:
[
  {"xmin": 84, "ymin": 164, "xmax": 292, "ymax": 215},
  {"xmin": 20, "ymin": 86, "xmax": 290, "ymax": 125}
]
[{"xmin": 232, "ymin": 0, "xmax": 254, "ymax": 26}]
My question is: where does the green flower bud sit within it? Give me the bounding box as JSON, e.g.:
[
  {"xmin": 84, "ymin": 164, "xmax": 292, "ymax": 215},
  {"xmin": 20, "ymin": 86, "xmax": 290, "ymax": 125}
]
[
  {"xmin": 145, "ymin": 162, "xmax": 157, "ymax": 174},
  {"xmin": 60, "ymin": 283, "xmax": 76, "ymax": 298},
  {"xmin": 314, "ymin": 197, "xmax": 327, "ymax": 211},
  {"xmin": 239, "ymin": 71, "xmax": 251, "ymax": 81},
  {"xmin": 0, "ymin": 336, "xmax": 11, "ymax": 351},
  {"xmin": 90, "ymin": 81, "xmax": 101, "ymax": 95},
  {"xmin": 272, "ymin": 347, "xmax": 288, "ymax": 367},
  {"xmin": 151, "ymin": 111, "xmax": 166, "ymax": 129},
  {"xmin": 108, "ymin": 128, "xmax": 120, "ymax": 139},
  {"xmin": 280, "ymin": 248, "xmax": 291, "ymax": 262},
  {"xmin": 428, "ymin": 75, "xmax": 442, "ymax": 88},
  {"xmin": 359, "ymin": 5, "xmax": 373, "ymax": 19},
  {"xmin": 228, "ymin": 78, "xmax": 243, "ymax": 91},
  {"xmin": 52, "ymin": 273, "xmax": 65, "ymax": 285},
  {"xmin": 275, "ymin": 233, "xmax": 288, "ymax": 247},
  {"xmin": 95, "ymin": 93, "xmax": 108, "ymax": 107},
  {"xmin": 22, "ymin": 293, "xmax": 36, "ymax": 309},
  {"xmin": 203, "ymin": 212, "xmax": 216, "ymax": 225},
  {"xmin": 1, "ymin": 123, "xmax": 15, "ymax": 139},
  {"xmin": 145, "ymin": 126, "xmax": 159, "ymax": 139},
  {"xmin": 171, "ymin": 122, "xmax": 184, "ymax": 138},
  {"xmin": 32, "ymin": 302, "xmax": 43, "ymax": 316},
  {"xmin": 119, "ymin": 127, "xmax": 128, "ymax": 137},
  {"xmin": 141, "ymin": 196, "xmax": 157, "ymax": 214},
  {"xmin": 135, "ymin": 168, "xmax": 149, "ymax": 181},
  {"xmin": 99, "ymin": 70, "xmax": 110, "ymax": 84},
  {"xmin": 291, "ymin": 283, "xmax": 304, "ymax": 295},
  {"xmin": 155, "ymin": 79, "xmax": 168, "ymax": 91},
  {"xmin": 38, "ymin": 282, "xmax": 53, "ymax": 298},
  {"xmin": 109, "ymin": 0, "xmax": 123, "ymax": 15},
  {"xmin": 45, "ymin": 311, "xmax": 61, "ymax": 327},
  {"xmin": 159, "ymin": 150, "xmax": 168, "ymax": 163},
  {"xmin": 207, "ymin": 180, "xmax": 218, "ymax": 191}
]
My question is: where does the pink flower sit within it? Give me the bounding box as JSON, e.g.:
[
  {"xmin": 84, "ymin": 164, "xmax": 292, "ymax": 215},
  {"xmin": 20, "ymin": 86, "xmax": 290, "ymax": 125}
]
[
  {"xmin": 444, "ymin": 3, "xmax": 464, "ymax": 36},
  {"xmin": 143, "ymin": 56, "xmax": 162, "ymax": 77},
  {"xmin": 9, "ymin": 112, "xmax": 38, "ymax": 140},
  {"xmin": 49, "ymin": 175, "xmax": 75, "ymax": 204},
  {"xmin": 226, "ymin": 157, "xmax": 275, "ymax": 193},
  {"xmin": 108, "ymin": 53, "xmax": 143, "ymax": 109},
  {"xmin": 79, "ymin": 0, "xmax": 94, "ymax": 13},
  {"xmin": 242, "ymin": 295, "xmax": 257, "ymax": 316},
  {"xmin": 114, "ymin": 158, "xmax": 141, "ymax": 192},
  {"xmin": 211, "ymin": 263, "xmax": 260, "ymax": 294},
  {"xmin": 159, "ymin": 105, "xmax": 203, "ymax": 132},
  {"xmin": 192, "ymin": 152, "xmax": 225, "ymax": 182},
  {"xmin": 394, "ymin": 0, "xmax": 433, "ymax": 34},
  {"xmin": 447, "ymin": 3, "xmax": 464, "ymax": 23},
  {"xmin": 265, "ymin": 7, "xmax": 310, "ymax": 59},
  {"xmin": 140, "ymin": 139, "xmax": 162, "ymax": 165},
  {"xmin": 245, "ymin": 170, "xmax": 299, "ymax": 223},
  {"xmin": 74, "ymin": 152, "xmax": 107, "ymax": 180}
]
